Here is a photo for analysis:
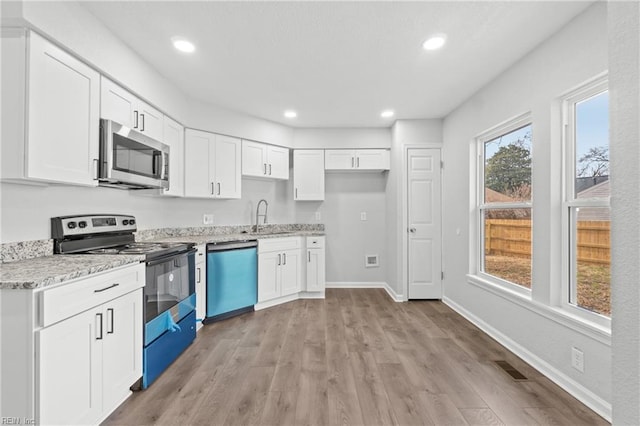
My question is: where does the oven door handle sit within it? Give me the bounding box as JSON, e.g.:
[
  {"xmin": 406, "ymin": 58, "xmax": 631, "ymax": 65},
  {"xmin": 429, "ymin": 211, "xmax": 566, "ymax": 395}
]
[{"xmin": 145, "ymin": 248, "xmax": 197, "ymax": 267}]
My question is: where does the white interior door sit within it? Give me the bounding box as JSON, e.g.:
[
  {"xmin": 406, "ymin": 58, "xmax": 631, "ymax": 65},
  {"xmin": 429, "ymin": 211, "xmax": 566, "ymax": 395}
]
[{"xmin": 407, "ymin": 148, "xmax": 442, "ymax": 299}]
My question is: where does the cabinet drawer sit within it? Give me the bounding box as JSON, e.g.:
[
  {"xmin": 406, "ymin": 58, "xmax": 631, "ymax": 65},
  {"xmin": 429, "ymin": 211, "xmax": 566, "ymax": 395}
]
[
  {"xmin": 40, "ymin": 263, "xmax": 144, "ymax": 327},
  {"xmin": 306, "ymin": 236, "xmax": 325, "ymax": 249},
  {"xmin": 258, "ymin": 237, "xmax": 301, "ymax": 253}
]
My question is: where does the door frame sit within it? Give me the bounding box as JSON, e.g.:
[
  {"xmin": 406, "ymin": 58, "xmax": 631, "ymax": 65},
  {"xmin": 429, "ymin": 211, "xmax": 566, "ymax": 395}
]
[{"xmin": 401, "ymin": 144, "xmax": 444, "ymax": 301}]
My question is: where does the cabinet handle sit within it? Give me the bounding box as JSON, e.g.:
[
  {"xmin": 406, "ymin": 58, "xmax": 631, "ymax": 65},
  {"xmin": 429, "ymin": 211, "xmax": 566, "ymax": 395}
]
[
  {"xmin": 211, "ymin": 182, "xmax": 215, "ymax": 195},
  {"xmin": 295, "ymin": 188, "xmax": 298, "ymax": 199},
  {"xmin": 283, "ymin": 253, "xmax": 286, "ymax": 265},
  {"xmin": 357, "ymin": 157, "xmax": 360, "ymax": 168},
  {"xmin": 134, "ymin": 111, "xmax": 139, "ymax": 129},
  {"xmin": 96, "ymin": 313, "xmax": 103, "ymax": 340},
  {"xmin": 278, "ymin": 254, "xmax": 281, "ymax": 265},
  {"xmin": 217, "ymin": 182, "xmax": 221, "ymax": 195},
  {"xmin": 269, "ymin": 164, "xmax": 272, "ymax": 175},
  {"xmin": 351, "ymin": 157, "xmax": 355, "ymax": 168},
  {"xmin": 197, "ymin": 267, "xmax": 201, "ymax": 283},
  {"xmin": 93, "ymin": 158, "xmax": 99, "ymax": 180},
  {"xmin": 140, "ymin": 113, "xmax": 145, "ymax": 132},
  {"xmin": 264, "ymin": 163, "xmax": 267, "ymax": 175},
  {"xmin": 308, "ymin": 251, "xmax": 311, "ymax": 262},
  {"xmin": 94, "ymin": 283, "xmax": 119, "ymax": 293},
  {"xmin": 107, "ymin": 308, "xmax": 114, "ymax": 334}
]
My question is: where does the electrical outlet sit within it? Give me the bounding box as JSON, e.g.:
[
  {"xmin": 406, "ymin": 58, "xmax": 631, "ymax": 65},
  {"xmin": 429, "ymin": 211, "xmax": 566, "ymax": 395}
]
[
  {"xmin": 203, "ymin": 214, "xmax": 214, "ymax": 225},
  {"xmin": 571, "ymin": 347, "xmax": 584, "ymax": 372},
  {"xmin": 315, "ymin": 211, "xmax": 321, "ymax": 221},
  {"xmin": 360, "ymin": 212, "xmax": 367, "ymax": 221}
]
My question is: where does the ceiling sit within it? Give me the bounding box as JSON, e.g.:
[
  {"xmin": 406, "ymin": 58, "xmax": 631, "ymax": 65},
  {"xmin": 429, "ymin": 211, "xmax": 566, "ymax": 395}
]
[{"xmin": 80, "ymin": 1, "xmax": 593, "ymax": 128}]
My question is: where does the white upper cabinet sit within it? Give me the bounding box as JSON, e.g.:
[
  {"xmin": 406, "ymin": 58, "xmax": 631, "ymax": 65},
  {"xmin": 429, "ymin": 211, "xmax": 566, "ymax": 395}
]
[
  {"xmin": 293, "ymin": 150, "xmax": 325, "ymax": 201},
  {"xmin": 324, "ymin": 149, "xmax": 390, "ymax": 171},
  {"xmin": 1, "ymin": 30, "xmax": 100, "ymax": 186},
  {"xmin": 242, "ymin": 140, "xmax": 289, "ymax": 180},
  {"xmin": 162, "ymin": 116, "xmax": 185, "ymax": 197},
  {"xmin": 184, "ymin": 129, "xmax": 241, "ymax": 199},
  {"xmin": 100, "ymin": 77, "xmax": 164, "ymax": 142}
]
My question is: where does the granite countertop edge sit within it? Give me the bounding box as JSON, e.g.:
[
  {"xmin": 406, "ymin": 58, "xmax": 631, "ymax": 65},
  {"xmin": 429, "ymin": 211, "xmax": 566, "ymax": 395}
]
[
  {"xmin": 0, "ymin": 255, "xmax": 145, "ymax": 290},
  {"xmin": 149, "ymin": 230, "xmax": 325, "ymax": 245}
]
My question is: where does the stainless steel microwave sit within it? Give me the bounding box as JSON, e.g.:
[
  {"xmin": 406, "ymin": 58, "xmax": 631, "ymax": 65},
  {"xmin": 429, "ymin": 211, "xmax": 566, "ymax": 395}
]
[{"xmin": 98, "ymin": 119, "xmax": 169, "ymax": 190}]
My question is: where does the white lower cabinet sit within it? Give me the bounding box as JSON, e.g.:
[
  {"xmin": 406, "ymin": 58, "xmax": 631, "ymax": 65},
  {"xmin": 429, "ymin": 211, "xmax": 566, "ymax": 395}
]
[
  {"xmin": 0, "ymin": 263, "xmax": 144, "ymax": 425},
  {"xmin": 38, "ymin": 289, "xmax": 142, "ymax": 425},
  {"xmin": 305, "ymin": 237, "xmax": 326, "ymax": 292},
  {"xmin": 257, "ymin": 238, "xmax": 301, "ymax": 303},
  {"xmin": 195, "ymin": 244, "xmax": 207, "ymax": 330}
]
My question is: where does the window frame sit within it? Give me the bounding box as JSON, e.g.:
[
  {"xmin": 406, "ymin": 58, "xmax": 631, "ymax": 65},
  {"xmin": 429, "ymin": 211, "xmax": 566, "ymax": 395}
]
[
  {"xmin": 476, "ymin": 112, "xmax": 533, "ymax": 295},
  {"xmin": 561, "ymin": 74, "xmax": 611, "ymax": 327}
]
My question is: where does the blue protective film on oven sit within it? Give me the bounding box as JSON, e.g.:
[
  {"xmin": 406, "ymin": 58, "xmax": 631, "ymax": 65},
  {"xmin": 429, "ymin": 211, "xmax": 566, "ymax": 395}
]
[{"xmin": 145, "ymin": 293, "xmax": 196, "ymax": 346}]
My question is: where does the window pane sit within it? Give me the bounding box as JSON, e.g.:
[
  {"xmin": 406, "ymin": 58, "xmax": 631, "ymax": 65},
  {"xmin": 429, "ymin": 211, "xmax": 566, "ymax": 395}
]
[
  {"xmin": 571, "ymin": 207, "xmax": 610, "ymax": 316},
  {"xmin": 575, "ymin": 91, "xmax": 609, "ymax": 198},
  {"xmin": 484, "ymin": 124, "xmax": 532, "ymax": 203},
  {"xmin": 483, "ymin": 208, "xmax": 532, "ymax": 288}
]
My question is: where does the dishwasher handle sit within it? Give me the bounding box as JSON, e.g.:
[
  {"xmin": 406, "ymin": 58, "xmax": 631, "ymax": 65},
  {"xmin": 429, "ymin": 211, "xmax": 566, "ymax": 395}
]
[{"xmin": 207, "ymin": 241, "xmax": 258, "ymax": 252}]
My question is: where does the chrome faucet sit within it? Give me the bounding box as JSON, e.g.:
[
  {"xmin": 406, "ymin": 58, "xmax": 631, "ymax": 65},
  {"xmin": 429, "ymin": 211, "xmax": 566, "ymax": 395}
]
[{"xmin": 255, "ymin": 199, "xmax": 268, "ymax": 233}]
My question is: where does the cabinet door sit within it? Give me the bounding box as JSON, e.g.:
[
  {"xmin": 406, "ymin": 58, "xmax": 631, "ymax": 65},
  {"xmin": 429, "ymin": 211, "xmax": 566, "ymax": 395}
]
[
  {"xmin": 324, "ymin": 150, "xmax": 355, "ymax": 170},
  {"xmin": 195, "ymin": 244, "xmax": 207, "ymax": 328},
  {"xmin": 267, "ymin": 146, "xmax": 290, "ymax": 180},
  {"xmin": 280, "ymin": 249, "xmax": 301, "ymax": 296},
  {"xmin": 356, "ymin": 149, "xmax": 390, "ymax": 170},
  {"xmin": 163, "ymin": 116, "xmax": 185, "ymax": 197},
  {"xmin": 38, "ymin": 307, "xmax": 102, "ymax": 426},
  {"xmin": 242, "ymin": 140, "xmax": 267, "ymax": 177},
  {"xmin": 213, "ymin": 135, "xmax": 241, "ymax": 199},
  {"xmin": 137, "ymin": 101, "xmax": 164, "ymax": 142},
  {"xmin": 306, "ymin": 249, "xmax": 325, "ymax": 292},
  {"xmin": 27, "ymin": 32, "xmax": 100, "ymax": 186},
  {"xmin": 184, "ymin": 129, "xmax": 214, "ymax": 198},
  {"xmin": 293, "ymin": 150, "xmax": 325, "ymax": 201},
  {"xmin": 258, "ymin": 252, "xmax": 280, "ymax": 302},
  {"xmin": 100, "ymin": 77, "xmax": 136, "ymax": 128},
  {"xmin": 102, "ymin": 289, "xmax": 143, "ymax": 414}
]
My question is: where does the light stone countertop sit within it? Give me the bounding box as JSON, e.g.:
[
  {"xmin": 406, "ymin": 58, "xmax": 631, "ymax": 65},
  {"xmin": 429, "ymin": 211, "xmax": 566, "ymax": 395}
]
[
  {"xmin": 148, "ymin": 230, "xmax": 325, "ymax": 246},
  {"xmin": 0, "ymin": 254, "xmax": 144, "ymax": 290}
]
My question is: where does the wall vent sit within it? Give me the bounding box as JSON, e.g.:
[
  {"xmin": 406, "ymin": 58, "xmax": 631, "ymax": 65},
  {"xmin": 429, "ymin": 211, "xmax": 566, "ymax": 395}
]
[
  {"xmin": 494, "ymin": 360, "xmax": 528, "ymax": 381},
  {"xmin": 365, "ymin": 254, "xmax": 379, "ymax": 268}
]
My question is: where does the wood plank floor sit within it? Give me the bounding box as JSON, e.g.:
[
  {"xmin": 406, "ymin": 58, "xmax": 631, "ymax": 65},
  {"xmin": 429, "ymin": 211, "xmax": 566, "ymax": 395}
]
[{"xmin": 103, "ymin": 288, "xmax": 608, "ymax": 426}]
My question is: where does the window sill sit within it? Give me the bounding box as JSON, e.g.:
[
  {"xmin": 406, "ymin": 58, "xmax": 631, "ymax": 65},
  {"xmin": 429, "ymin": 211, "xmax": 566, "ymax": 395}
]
[{"xmin": 466, "ymin": 274, "xmax": 611, "ymax": 345}]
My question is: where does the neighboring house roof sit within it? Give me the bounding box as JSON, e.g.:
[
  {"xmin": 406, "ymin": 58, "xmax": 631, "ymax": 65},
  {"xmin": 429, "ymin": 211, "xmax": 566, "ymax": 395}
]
[
  {"xmin": 576, "ymin": 175, "xmax": 609, "ymax": 193},
  {"xmin": 485, "ymin": 188, "xmax": 514, "ymax": 203},
  {"xmin": 577, "ymin": 179, "xmax": 610, "ymax": 221}
]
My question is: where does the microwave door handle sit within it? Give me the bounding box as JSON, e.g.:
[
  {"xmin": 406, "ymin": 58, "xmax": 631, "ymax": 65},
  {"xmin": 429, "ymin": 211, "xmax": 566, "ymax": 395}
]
[{"xmin": 161, "ymin": 152, "xmax": 168, "ymax": 180}]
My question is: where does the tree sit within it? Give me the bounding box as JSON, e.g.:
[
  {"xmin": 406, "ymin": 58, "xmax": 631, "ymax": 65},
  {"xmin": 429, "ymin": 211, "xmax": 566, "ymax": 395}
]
[
  {"xmin": 485, "ymin": 144, "xmax": 531, "ymax": 199},
  {"xmin": 577, "ymin": 146, "xmax": 609, "ymax": 177}
]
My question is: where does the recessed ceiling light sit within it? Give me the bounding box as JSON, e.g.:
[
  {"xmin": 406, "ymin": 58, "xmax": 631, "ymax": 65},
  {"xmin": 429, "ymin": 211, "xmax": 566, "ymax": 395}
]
[
  {"xmin": 172, "ymin": 37, "xmax": 195, "ymax": 53},
  {"xmin": 284, "ymin": 110, "xmax": 297, "ymax": 118},
  {"xmin": 381, "ymin": 110, "xmax": 394, "ymax": 118},
  {"xmin": 422, "ymin": 34, "xmax": 447, "ymax": 51}
]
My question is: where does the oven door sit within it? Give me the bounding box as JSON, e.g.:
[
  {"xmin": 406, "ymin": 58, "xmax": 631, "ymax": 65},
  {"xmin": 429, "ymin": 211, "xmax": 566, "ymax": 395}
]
[
  {"xmin": 144, "ymin": 250, "xmax": 195, "ymax": 323},
  {"xmin": 99, "ymin": 119, "xmax": 170, "ymax": 189}
]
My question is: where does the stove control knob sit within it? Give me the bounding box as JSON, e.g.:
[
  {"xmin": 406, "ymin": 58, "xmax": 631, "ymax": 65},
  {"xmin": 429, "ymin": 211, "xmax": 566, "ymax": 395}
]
[
  {"xmin": 122, "ymin": 219, "xmax": 129, "ymax": 226},
  {"xmin": 129, "ymin": 219, "xmax": 136, "ymax": 225},
  {"xmin": 78, "ymin": 221, "xmax": 87, "ymax": 229},
  {"xmin": 67, "ymin": 221, "xmax": 77, "ymax": 229}
]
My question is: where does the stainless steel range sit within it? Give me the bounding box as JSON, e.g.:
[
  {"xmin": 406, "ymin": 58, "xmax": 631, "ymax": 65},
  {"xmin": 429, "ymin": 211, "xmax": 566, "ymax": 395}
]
[{"xmin": 51, "ymin": 214, "xmax": 197, "ymax": 389}]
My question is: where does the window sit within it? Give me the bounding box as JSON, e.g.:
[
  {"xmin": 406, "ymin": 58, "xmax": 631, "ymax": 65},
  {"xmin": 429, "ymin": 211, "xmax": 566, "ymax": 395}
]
[
  {"xmin": 477, "ymin": 114, "xmax": 532, "ymax": 291},
  {"xmin": 563, "ymin": 77, "xmax": 610, "ymax": 319}
]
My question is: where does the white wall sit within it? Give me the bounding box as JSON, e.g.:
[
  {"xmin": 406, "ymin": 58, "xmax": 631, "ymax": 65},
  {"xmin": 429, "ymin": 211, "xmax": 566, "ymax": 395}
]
[
  {"xmin": 293, "ymin": 128, "xmax": 391, "ymax": 149},
  {"xmin": 609, "ymin": 1, "xmax": 640, "ymax": 423},
  {"xmin": 442, "ymin": 2, "xmax": 610, "ymax": 418}
]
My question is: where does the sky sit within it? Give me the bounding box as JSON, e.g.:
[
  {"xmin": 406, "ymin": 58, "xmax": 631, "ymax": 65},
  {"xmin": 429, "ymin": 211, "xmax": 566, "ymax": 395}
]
[{"xmin": 575, "ymin": 90, "xmax": 609, "ymax": 167}]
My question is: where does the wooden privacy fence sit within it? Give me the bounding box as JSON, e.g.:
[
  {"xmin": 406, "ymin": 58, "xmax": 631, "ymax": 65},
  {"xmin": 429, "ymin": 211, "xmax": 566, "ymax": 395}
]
[{"xmin": 485, "ymin": 219, "xmax": 610, "ymax": 265}]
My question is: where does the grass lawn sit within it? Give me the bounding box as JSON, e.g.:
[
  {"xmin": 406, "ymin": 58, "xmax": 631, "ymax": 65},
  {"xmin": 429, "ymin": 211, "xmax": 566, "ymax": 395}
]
[{"xmin": 485, "ymin": 255, "xmax": 610, "ymax": 316}]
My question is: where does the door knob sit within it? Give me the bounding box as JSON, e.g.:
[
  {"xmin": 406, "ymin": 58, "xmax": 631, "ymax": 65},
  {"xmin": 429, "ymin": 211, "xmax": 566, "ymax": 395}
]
[{"xmin": 409, "ymin": 227, "xmax": 417, "ymax": 233}]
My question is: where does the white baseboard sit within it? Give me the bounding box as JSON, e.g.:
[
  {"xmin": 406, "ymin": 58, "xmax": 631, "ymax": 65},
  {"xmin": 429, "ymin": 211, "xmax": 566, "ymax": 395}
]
[
  {"xmin": 326, "ymin": 282, "xmax": 403, "ymax": 302},
  {"xmin": 443, "ymin": 296, "xmax": 612, "ymax": 422}
]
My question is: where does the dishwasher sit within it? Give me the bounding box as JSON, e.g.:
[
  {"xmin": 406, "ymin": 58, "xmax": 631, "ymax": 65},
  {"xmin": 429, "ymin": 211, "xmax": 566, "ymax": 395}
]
[{"xmin": 204, "ymin": 240, "xmax": 258, "ymax": 323}]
